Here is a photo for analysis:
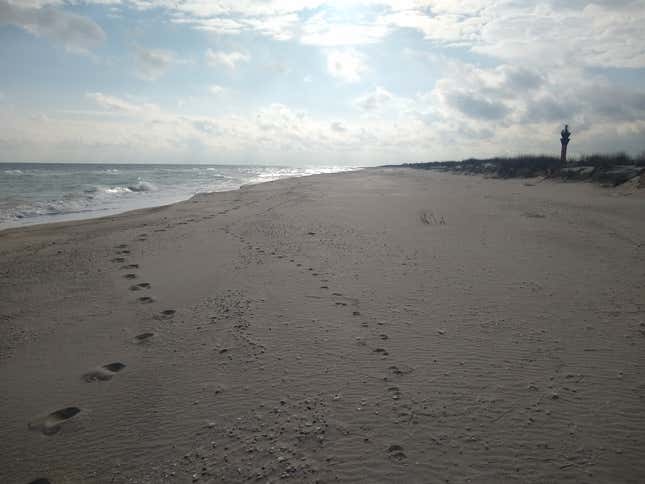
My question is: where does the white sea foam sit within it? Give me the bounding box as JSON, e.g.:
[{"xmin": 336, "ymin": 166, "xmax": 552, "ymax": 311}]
[{"xmin": 127, "ymin": 180, "xmax": 157, "ymax": 192}]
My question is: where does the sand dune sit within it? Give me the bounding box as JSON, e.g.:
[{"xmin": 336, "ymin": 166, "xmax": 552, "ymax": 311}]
[{"xmin": 1, "ymin": 168, "xmax": 644, "ymax": 483}]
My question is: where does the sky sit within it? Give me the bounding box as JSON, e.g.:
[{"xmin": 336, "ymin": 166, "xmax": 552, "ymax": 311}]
[{"xmin": 1, "ymin": 0, "xmax": 644, "ymax": 165}]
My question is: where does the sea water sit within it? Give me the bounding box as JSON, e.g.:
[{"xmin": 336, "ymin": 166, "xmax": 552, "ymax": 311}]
[{"xmin": 0, "ymin": 163, "xmax": 355, "ymax": 230}]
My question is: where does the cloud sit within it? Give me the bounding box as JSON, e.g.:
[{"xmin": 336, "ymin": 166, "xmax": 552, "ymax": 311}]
[
  {"xmin": 19, "ymin": 1, "xmax": 644, "ymax": 70},
  {"xmin": 208, "ymin": 84, "xmax": 225, "ymax": 95},
  {"xmin": 330, "ymin": 121, "xmax": 347, "ymax": 132},
  {"xmin": 326, "ymin": 49, "xmax": 367, "ymax": 83},
  {"xmin": 0, "ymin": 0, "xmax": 105, "ymax": 52},
  {"xmin": 472, "ymin": 2, "xmax": 645, "ymax": 69},
  {"xmin": 300, "ymin": 10, "xmax": 390, "ymax": 46},
  {"xmin": 244, "ymin": 13, "xmax": 299, "ymax": 41},
  {"xmin": 444, "ymin": 91, "xmax": 510, "ymax": 120},
  {"xmin": 86, "ymin": 92, "xmax": 141, "ymax": 114},
  {"xmin": 135, "ymin": 47, "xmax": 174, "ymax": 81},
  {"xmin": 205, "ymin": 49, "xmax": 250, "ymax": 69},
  {"xmin": 86, "ymin": 92, "xmax": 160, "ymax": 117},
  {"xmin": 174, "ymin": 2, "xmax": 645, "ymax": 69},
  {"xmin": 354, "ymin": 87, "xmax": 393, "ymax": 112}
]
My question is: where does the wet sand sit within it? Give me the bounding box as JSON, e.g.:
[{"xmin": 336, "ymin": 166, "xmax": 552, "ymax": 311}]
[{"xmin": 1, "ymin": 168, "xmax": 644, "ymax": 483}]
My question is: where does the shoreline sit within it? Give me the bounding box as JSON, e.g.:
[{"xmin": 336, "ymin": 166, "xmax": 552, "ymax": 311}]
[
  {"xmin": 1, "ymin": 168, "xmax": 644, "ymax": 483},
  {"xmin": 0, "ymin": 168, "xmax": 362, "ymax": 234}
]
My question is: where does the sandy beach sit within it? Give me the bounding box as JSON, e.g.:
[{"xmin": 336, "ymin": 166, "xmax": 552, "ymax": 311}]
[{"xmin": 1, "ymin": 168, "xmax": 644, "ymax": 483}]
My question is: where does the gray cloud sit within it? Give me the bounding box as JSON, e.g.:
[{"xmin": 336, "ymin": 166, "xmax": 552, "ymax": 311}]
[
  {"xmin": 587, "ymin": 85, "xmax": 645, "ymax": 122},
  {"xmin": 500, "ymin": 66, "xmax": 544, "ymax": 92},
  {"xmin": 135, "ymin": 47, "xmax": 173, "ymax": 81},
  {"xmin": 522, "ymin": 95, "xmax": 579, "ymax": 123},
  {"xmin": 353, "ymin": 87, "xmax": 393, "ymax": 112},
  {"xmin": 330, "ymin": 121, "xmax": 347, "ymax": 132},
  {"xmin": 445, "ymin": 92, "xmax": 510, "ymax": 120},
  {"xmin": 0, "ymin": 0, "xmax": 105, "ymax": 52}
]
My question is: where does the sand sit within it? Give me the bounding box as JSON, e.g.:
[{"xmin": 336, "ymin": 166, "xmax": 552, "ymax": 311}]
[{"xmin": 0, "ymin": 168, "xmax": 644, "ymax": 483}]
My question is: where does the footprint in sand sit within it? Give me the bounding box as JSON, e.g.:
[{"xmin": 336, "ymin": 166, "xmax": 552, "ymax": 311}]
[
  {"xmin": 29, "ymin": 407, "xmax": 81, "ymax": 435},
  {"xmin": 160, "ymin": 309, "xmax": 176, "ymax": 318},
  {"xmin": 115, "ymin": 244, "xmax": 128, "ymax": 249},
  {"xmin": 124, "ymin": 273, "xmax": 137, "ymax": 280},
  {"xmin": 122, "ymin": 264, "xmax": 139, "ymax": 269},
  {"xmin": 389, "ymin": 365, "xmax": 414, "ymax": 376},
  {"xmin": 82, "ymin": 362, "xmax": 126, "ymax": 382},
  {"xmin": 29, "ymin": 479, "xmax": 51, "ymax": 484},
  {"xmin": 111, "ymin": 257, "xmax": 126, "ymax": 263},
  {"xmin": 374, "ymin": 348, "xmax": 389, "ymax": 356},
  {"xmin": 134, "ymin": 332, "xmax": 154, "ymax": 343},
  {"xmin": 387, "ymin": 386, "xmax": 401, "ymax": 400},
  {"xmin": 138, "ymin": 296, "xmax": 155, "ymax": 304},
  {"xmin": 117, "ymin": 250, "xmax": 131, "ymax": 255},
  {"xmin": 129, "ymin": 283, "xmax": 151, "ymax": 291},
  {"xmin": 387, "ymin": 444, "xmax": 407, "ymax": 461}
]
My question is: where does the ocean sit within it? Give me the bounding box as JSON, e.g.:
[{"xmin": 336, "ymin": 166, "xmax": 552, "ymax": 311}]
[{"xmin": 0, "ymin": 163, "xmax": 355, "ymax": 230}]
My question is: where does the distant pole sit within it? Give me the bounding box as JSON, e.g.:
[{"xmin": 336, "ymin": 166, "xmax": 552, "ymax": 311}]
[{"xmin": 560, "ymin": 124, "xmax": 571, "ymax": 163}]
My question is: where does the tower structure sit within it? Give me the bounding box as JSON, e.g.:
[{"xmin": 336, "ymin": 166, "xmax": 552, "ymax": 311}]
[{"xmin": 560, "ymin": 124, "xmax": 571, "ymax": 163}]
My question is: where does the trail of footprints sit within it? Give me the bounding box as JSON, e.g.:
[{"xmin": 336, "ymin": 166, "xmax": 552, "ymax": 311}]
[
  {"xmin": 227, "ymin": 228, "xmax": 412, "ymax": 464},
  {"xmin": 27, "ymin": 234, "xmax": 177, "ymax": 464}
]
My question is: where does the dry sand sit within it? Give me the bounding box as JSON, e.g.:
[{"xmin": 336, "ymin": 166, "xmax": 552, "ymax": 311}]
[{"xmin": 1, "ymin": 168, "xmax": 644, "ymax": 483}]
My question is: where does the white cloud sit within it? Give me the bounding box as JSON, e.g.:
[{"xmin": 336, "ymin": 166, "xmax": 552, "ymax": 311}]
[
  {"xmin": 86, "ymin": 92, "xmax": 136, "ymax": 113},
  {"xmin": 0, "ymin": 0, "xmax": 105, "ymax": 52},
  {"xmin": 86, "ymin": 92, "xmax": 160, "ymax": 116},
  {"xmin": 326, "ymin": 49, "xmax": 367, "ymax": 83},
  {"xmin": 244, "ymin": 13, "xmax": 299, "ymax": 41},
  {"xmin": 300, "ymin": 10, "xmax": 390, "ymax": 46},
  {"xmin": 135, "ymin": 47, "xmax": 174, "ymax": 81},
  {"xmin": 17, "ymin": 1, "xmax": 644, "ymax": 70},
  {"xmin": 147, "ymin": 1, "xmax": 645, "ymax": 69},
  {"xmin": 471, "ymin": 2, "xmax": 645, "ymax": 69},
  {"xmin": 205, "ymin": 49, "xmax": 250, "ymax": 69},
  {"xmin": 209, "ymin": 84, "xmax": 225, "ymax": 95}
]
